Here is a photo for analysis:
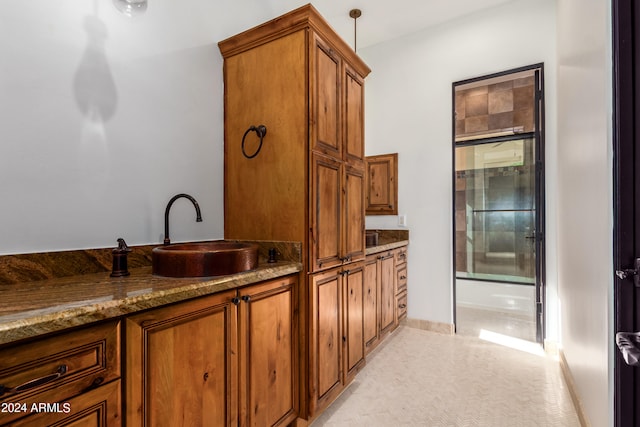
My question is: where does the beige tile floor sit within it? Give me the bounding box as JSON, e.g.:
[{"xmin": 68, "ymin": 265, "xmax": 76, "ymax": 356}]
[
  {"xmin": 312, "ymin": 325, "xmax": 581, "ymax": 427},
  {"xmin": 456, "ymin": 305, "xmax": 537, "ymax": 342}
]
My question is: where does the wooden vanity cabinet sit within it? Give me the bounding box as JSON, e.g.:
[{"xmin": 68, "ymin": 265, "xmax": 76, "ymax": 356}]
[
  {"xmin": 309, "ymin": 262, "xmax": 365, "ymax": 415},
  {"xmin": 363, "ymin": 244, "xmax": 409, "ymax": 356},
  {"xmin": 125, "ymin": 276, "xmax": 297, "ymax": 427},
  {"xmin": 0, "ymin": 320, "xmax": 121, "ymax": 427}
]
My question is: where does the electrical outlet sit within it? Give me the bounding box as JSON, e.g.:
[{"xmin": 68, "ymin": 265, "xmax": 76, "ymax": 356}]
[{"xmin": 398, "ymin": 214, "xmax": 407, "ymax": 227}]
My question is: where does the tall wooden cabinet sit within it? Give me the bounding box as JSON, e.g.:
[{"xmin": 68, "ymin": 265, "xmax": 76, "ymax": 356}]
[{"xmin": 219, "ymin": 4, "xmax": 370, "ymax": 420}]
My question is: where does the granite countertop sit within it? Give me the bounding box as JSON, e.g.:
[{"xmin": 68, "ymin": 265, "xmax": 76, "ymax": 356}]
[
  {"xmin": 365, "ymin": 229, "xmax": 409, "ymax": 255},
  {"xmin": 0, "ymin": 234, "xmax": 405, "ymax": 347},
  {"xmin": 0, "ymin": 261, "xmax": 302, "ymax": 346},
  {"xmin": 365, "ymin": 240, "xmax": 409, "ymax": 255}
]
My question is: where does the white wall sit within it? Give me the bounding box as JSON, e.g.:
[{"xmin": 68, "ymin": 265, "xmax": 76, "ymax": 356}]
[
  {"xmin": 556, "ymin": 0, "xmax": 612, "ymax": 425},
  {"xmin": 0, "ymin": 0, "xmax": 285, "ymax": 255},
  {"xmin": 361, "ymin": 0, "xmax": 558, "ymax": 330},
  {"xmin": 0, "ymin": 0, "xmax": 613, "ymax": 423}
]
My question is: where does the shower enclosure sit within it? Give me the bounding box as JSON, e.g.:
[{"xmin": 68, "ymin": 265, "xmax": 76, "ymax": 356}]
[
  {"xmin": 455, "ymin": 138, "xmax": 536, "ymax": 284},
  {"xmin": 452, "ymin": 64, "xmax": 545, "ymax": 343}
]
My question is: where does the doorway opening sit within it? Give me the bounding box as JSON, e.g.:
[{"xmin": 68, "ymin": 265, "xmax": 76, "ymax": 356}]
[{"xmin": 452, "ymin": 64, "xmax": 545, "ymax": 344}]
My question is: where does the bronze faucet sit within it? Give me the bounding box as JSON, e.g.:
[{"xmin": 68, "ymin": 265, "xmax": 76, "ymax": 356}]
[{"xmin": 163, "ymin": 193, "xmax": 202, "ymax": 245}]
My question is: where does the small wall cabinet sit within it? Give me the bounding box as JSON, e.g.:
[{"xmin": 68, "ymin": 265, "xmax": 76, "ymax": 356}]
[{"xmin": 365, "ymin": 153, "xmax": 398, "ymax": 215}]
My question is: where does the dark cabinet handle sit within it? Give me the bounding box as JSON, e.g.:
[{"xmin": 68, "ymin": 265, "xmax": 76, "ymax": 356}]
[
  {"xmin": 400, "ymin": 275, "xmax": 407, "ymax": 280},
  {"xmin": 241, "ymin": 295, "xmax": 251, "ymax": 303},
  {"xmin": 0, "ymin": 365, "xmax": 67, "ymax": 396},
  {"xmin": 231, "ymin": 297, "xmax": 240, "ymax": 305}
]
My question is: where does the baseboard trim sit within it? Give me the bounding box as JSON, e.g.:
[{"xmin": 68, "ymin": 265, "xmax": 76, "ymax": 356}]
[
  {"xmin": 559, "ymin": 350, "xmax": 591, "ymax": 427},
  {"xmin": 543, "ymin": 339, "xmax": 559, "ymax": 358},
  {"xmin": 404, "ymin": 317, "xmax": 454, "ymax": 335}
]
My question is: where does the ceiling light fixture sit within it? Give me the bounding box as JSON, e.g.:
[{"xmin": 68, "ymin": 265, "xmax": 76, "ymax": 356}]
[
  {"xmin": 113, "ymin": 0, "xmax": 147, "ymax": 17},
  {"xmin": 349, "ymin": 8, "xmax": 361, "ymax": 51}
]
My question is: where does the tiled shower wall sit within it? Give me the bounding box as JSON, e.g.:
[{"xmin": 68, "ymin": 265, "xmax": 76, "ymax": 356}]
[
  {"xmin": 455, "ymin": 76, "xmax": 535, "ymax": 140},
  {"xmin": 455, "ymin": 164, "xmax": 535, "ymax": 280}
]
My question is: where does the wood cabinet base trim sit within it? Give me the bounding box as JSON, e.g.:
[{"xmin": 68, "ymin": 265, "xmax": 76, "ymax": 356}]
[{"xmin": 405, "ymin": 318, "xmax": 455, "ymax": 335}]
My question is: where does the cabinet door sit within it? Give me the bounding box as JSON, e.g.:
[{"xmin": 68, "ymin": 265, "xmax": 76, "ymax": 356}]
[
  {"xmin": 311, "ymin": 34, "xmax": 341, "ymax": 158},
  {"xmin": 126, "ymin": 291, "xmax": 237, "ymax": 427},
  {"xmin": 363, "ymin": 255, "xmax": 379, "ymax": 353},
  {"xmin": 343, "ymin": 164, "xmax": 365, "ymax": 263},
  {"xmin": 379, "ymin": 252, "xmax": 396, "ymax": 335},
  {"xmin": 343, "ymin": 65, "xmax": 365, "ymax": 167},
  {"xmin": 310, "ymin": 268, "xmax": 343, "ymax": 415},
  {"xmin": 311, "ymin": 152, "xmax": 342, "ymax": 272},
  {"xmin": 343, "ymin": 262, "xmax": 365, "ymax": 383},
  {"xmin": 237, "ymin": 276, "xmax": 297, "ymax": 427},
  {"xmin": 366, "ymin": 153, "xmax": 398, "ymax": 215}
]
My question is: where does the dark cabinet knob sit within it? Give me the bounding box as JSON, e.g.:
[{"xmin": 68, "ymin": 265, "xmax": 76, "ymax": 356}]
[{"xmin": 241, "ymin": 295, "xmax": 251, "ymax": 303}]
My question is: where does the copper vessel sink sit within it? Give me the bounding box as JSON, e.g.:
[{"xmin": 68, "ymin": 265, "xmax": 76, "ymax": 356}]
[{"xmin": 152, "ymin": 241, "xmax": 259, "ymax": 277}]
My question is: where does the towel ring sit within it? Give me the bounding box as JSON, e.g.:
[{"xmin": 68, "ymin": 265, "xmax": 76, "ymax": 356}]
[{"xmin": 241, "ymin": 125, "xmax": 267, "ymax": 159}]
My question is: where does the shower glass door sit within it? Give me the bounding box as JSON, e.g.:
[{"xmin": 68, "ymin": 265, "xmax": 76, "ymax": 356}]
[{"xmin": 455, "ymin": 137, "xmax": 536, "ymax": 284}]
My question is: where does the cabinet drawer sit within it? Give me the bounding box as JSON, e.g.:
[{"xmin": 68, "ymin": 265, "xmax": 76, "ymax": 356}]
[
  {"xmin": 0, "ymin": 321, "xmax": 120, "ymax": 426},
  {"xmin": 9, "ymin": 379, "xmax": 121, "ymax": 427},
  {"xmin": 396, "ymin": 265, "xmax": 407, "ymax": 294},
  {"xmin": 394, "ymin": 247, "xmax": 407, "ymax": 266},
  {"xmin": 377, "ymin": 251, "xmax": 394, "ymax": 262},
  {"xmin": 397, "ymin": 291, "xmax": 407, "ymax": 321}
]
